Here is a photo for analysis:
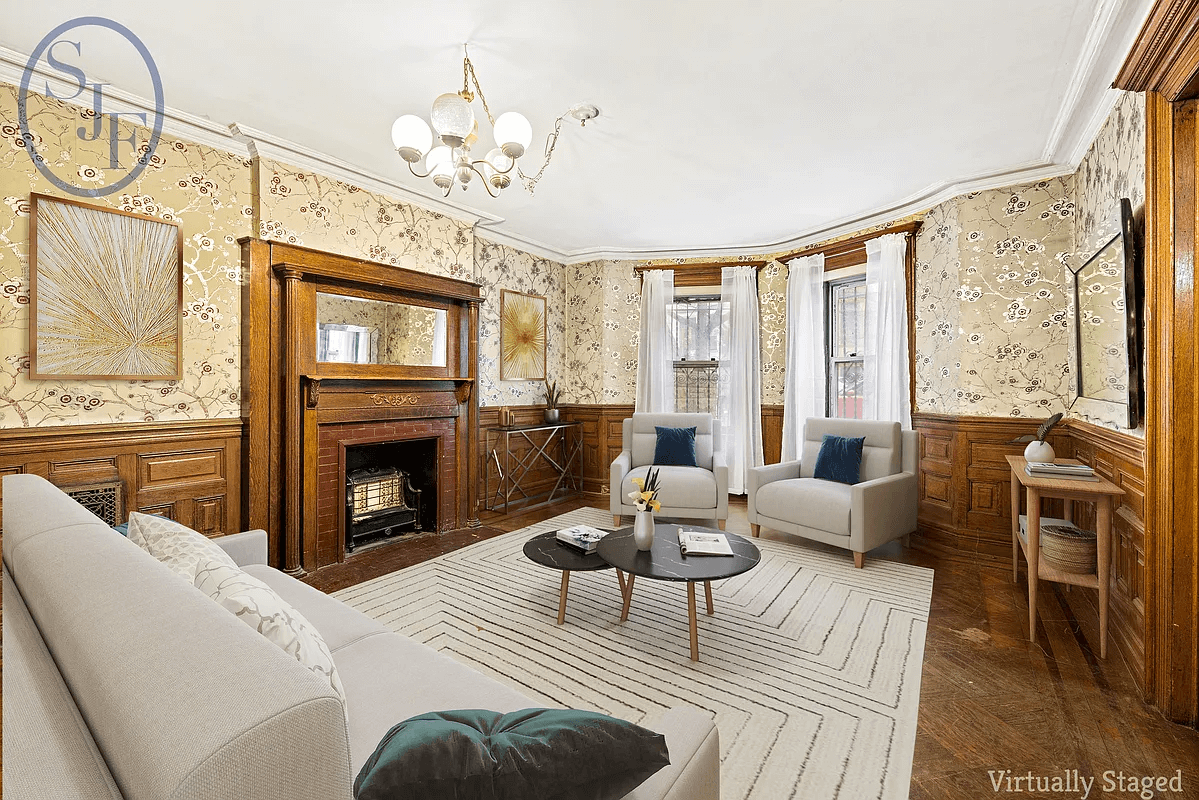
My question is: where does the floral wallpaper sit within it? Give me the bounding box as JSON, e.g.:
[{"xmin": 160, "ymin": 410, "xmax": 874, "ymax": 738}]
[
  {"xmin": 758, "ymin": 260, "xmax": 787, "ymax": 405},
  {"xmin": 0, "ymin": 84, "xmax": 251, "ymax": 427},
  {"xmin": 563, "ymin": 259, "xmax": 642, "ymax": 405},
  {"xmin": 474, "ymin": 238, "xmax": 567, "ymax": 407},
  {"xmin": 1069, "ymin": 91, "xmax": 1145, "ymax": 431},
  {"xmin": 256, "ymin": 158, "xmax": 473, "ymax": 281},
  {"xmin": 913, "ymin": 200, "xmax": 963, "ymax": 414}
]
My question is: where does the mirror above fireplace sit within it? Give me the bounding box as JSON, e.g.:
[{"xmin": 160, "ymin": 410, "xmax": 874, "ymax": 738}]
[{"xmin": 316, "ymin": 292, "xmax": 447, "ymax": 367}]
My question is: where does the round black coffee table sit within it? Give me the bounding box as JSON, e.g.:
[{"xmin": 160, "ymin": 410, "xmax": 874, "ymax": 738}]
[
  {"xmin": 597, "ymin": 524, "xmax": 761, "ymax": 661},
  {"xmin": 523, "ymin": 531, "xmax": 625, "ymax": 625}
]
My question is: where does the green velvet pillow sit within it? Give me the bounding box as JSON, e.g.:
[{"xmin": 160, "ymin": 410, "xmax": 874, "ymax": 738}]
[{"xmin": 354, "ymin": 708, "xmax": 670, "ymax": 800}]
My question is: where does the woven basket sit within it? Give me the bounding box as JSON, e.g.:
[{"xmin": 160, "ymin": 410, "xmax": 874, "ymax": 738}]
[{"xmin": 1041, "ymin": 524, "xmax": 1097, "ymax": 574}]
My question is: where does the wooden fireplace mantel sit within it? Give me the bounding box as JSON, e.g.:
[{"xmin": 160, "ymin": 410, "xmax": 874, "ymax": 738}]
[{"xmin": 240, "ymin": 238, "xmax": 482, "ymax": 576}]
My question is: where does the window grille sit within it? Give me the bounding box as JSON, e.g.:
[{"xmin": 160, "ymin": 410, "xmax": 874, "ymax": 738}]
[
  {"xmin": 669, "ymin": 294, "xmax": 723, "ymax": 415},
  {"xmin": 826, "ymin": 278, "xmax": 866, "ymax": 419}
]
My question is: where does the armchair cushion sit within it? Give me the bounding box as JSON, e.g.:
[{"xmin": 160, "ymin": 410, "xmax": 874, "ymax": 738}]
[
  {"xmin": 812, "ymin": 435, "xmax": 866, "ymax": 485},
  {"xmin": 653, "ymin": 426, "xmax": 698, "ymax": 467},
  {"xmin": 623, "ymin": 466, "xmax": 718, "ymax": 510},
  {"xmin": 755, "ymin": 478, "xmax": 852, "ymax": 536}
]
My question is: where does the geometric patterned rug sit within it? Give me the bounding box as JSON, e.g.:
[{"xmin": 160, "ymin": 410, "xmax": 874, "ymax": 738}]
[{"xmin": 334, "ymin": 507, "xmax": 933, "ymax": 800}]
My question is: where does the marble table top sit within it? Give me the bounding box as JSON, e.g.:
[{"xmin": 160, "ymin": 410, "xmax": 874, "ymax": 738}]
[
  {"xmin": 596, "ymin": 524, "xmax": 761, "ymax": 583},
  {"xmin": 522, "ymin": 530, "xmax": 615, "ymax": 572}
]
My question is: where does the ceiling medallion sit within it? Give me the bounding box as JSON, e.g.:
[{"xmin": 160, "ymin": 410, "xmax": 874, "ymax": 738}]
[{"xmin": 391, "ymin": 46, "xmax": 599, "ymax": 198}]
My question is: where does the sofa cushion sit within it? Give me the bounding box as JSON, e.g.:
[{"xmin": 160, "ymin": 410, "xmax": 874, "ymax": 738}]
[
  {"xmin": 654, "ymin": 425, "xmax": 698, "ymax": 467},
  {"xmin": 332, "ymin": 630, "xmax": 535, "ymax": 772},
  {"xmin": 127, "ymin": 511, "xmax": 237, "ymax": 580},
  {"xmin": 812, "ymin": 434, "xmax": 866, "ymax": 485},
  {"xmin": 3, "ymin": 566, "xmax": 124, "ymax": 800},
  {"xmin": 194, "ymin": 557, "xmax": 347, "ymax": 713},
  {"xmin": 244, "ymin": 563, "xmax": 389, "ymax": 653},
  {"xmin": 623, "ymin": 465, "xmax": 717, "ymax": 510},
  {"xmin": 354, "ymin": 708, "xmax": 670, "ymax": 800},
  {"xmin": 755, "ymin": 478, "xmax": 852, "ymax": 536}
]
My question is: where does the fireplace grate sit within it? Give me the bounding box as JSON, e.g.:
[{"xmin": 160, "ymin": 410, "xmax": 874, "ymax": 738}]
[
  {"xmin": 346, "ymin": 466, "xmax": 422, "ymax": 551},
  {"xmin": 65, "ymin": 480, "xmax": 124, "ymax": 527}
]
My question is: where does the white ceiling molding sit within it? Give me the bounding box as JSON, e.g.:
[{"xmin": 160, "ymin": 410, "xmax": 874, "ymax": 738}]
[
  {"xmin": 0, "ymin": 44, "xmax": 249, "ymax": 158},
  {"xmin": 1040, "ymin": 0, "xmax": 1155, "ymax": 166},
  {"xmin": 229, "ymin": 123, "xmax": 501, "ymax": 229}
]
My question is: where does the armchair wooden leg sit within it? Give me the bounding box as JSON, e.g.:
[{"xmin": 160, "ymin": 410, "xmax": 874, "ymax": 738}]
[
  {"xmin": 750, "ymin": 523, "xmax": 760, "ymax": 538},
  {"xmin": 717, "ymin": 519, "xmax": 726, "ymax": 530},
  {"xmin": 853, "ymin": 551, "xmax": 864, "ymax": 569},
  {"xmin": 613, "ymin": 515, "xmax": 621, "ymax": 527}
]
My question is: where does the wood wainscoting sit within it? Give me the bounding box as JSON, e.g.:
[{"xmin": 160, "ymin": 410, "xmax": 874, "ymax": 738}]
[
  {"xmin": 912, "ymin": 411, "xmax": 1147, "ymax": 686},
  {"xmin": 560, "ymin": 404, "xmax": 634, "ymax": 499},
  {"xmin": 0, "ymin": 418, "xmax": 243, "ymax": 536}
]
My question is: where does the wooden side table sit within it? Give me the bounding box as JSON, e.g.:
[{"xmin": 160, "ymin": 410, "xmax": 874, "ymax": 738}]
[{"xmin": 1006, "ymin": 455, "xmax": 1124, "ymax": 657}]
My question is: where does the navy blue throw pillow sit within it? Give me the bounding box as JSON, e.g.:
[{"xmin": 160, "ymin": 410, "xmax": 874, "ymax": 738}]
[
  {"xmin": 653, "ymin": 426, "xmax": 697, "ymax": 467},
  {"xmin": 112, "ymin": 522, "xmax": 130, "ymax": 537},
  {"xmin": 354, "ymin": 708, "xmax": 670, "ymax": 800},
  {"xmin": 813, "ymin": 434, "xmax": 866, "ymax": 485}
]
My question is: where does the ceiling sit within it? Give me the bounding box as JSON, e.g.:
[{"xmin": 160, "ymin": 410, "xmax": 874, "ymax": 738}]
[{"xmin": 3, "ymin": 1, "xmax": 1152, "ymax": 262}]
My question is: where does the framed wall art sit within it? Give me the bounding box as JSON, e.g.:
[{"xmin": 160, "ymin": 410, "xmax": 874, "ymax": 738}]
[
  {"xmin": 29, "ymin": 193, "xmax": 183, "ymax": 380},
  {"xmin": 499, "ymin": 288, "xmax": 547, "ymax": 380}
]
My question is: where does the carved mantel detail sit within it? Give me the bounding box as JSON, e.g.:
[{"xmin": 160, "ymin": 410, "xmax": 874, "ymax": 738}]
[
  {"xmin": 370, "ymin": 392, "xmax": 420, "ymax": 407},
  {"xmin": 306, "ymin": 377, "xmax": 321, "ymax": 409}
]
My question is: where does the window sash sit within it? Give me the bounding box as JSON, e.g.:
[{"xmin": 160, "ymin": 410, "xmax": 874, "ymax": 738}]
[{"xmin": 825, "ymin": 276, "xmax": 866, "ymax": 419}]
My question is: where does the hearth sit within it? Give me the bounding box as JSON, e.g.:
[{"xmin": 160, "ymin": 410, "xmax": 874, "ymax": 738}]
[{"xmin": 344, "ymin": 438, "xmax": 439, "ymax": 552}]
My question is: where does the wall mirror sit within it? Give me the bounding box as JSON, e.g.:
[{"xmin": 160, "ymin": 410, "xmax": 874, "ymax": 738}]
[
  {"xmin": 1069, "ymin": 198, "xmax": 1140, "ymax": 428},
  {"xmin": 316, "ymin": 292, "xmax": 447, "ymax": 367}
]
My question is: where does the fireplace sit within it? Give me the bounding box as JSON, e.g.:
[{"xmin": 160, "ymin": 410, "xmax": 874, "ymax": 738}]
[{"xmin": 344, "ymin": 438, "xmax": 438, "ymax": 552}]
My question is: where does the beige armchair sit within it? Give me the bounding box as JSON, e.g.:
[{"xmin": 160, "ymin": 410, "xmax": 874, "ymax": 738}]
[
  {"xmin": 747, "ymin": 418, "xmax": 917, "ymax": 567},
  {"xmin": 610, "ymin": 413, "xmax": 729, "ymax": 529}
]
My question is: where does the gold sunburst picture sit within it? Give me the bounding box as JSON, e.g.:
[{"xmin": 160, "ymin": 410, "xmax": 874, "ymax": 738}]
[
  {"xmin": 30, "ymin": 194, "xmax": 183, "ymax": 380},
  {"xmin": 500, "ymin": 289, "xmax": 546, "ymax": 380}
]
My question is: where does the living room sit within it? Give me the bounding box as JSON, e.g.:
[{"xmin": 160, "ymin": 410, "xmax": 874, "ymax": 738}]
[{"xmin": 3, "ymin": 3, "xmax": 1198, "ymax": 800}]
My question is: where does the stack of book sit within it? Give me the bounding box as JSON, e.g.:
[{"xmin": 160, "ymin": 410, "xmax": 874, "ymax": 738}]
[
  {"xmin": 555, "ymin": 525, "xmax": 608, "ymax": 554},
  {"xmin": 1025, "ymin": 461, "xmax": 1098, "ymax": 481}
]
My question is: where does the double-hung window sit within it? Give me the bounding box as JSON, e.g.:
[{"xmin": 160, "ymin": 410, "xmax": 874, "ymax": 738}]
[
  {"xmin": 668, "ymin": 293, "xmax": 723, "ymax": 415},
  {"xmin": 826, "ymin": 277, "xmax": 866, "ymax": 418}
]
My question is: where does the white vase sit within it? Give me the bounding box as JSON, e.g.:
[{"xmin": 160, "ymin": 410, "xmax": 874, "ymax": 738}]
[
  {"xmin": 1024, "ymin": 440, "xmax": 1056, "ymax": 462},
  {"xmin": 633, "ymin": 510, "xmax": 655, "ymax": 551}
]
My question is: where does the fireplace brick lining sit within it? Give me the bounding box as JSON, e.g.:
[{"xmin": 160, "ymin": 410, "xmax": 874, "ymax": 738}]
[{"xmin": 316, "ymin": 418, "xmax": 457, "ymax": 567}]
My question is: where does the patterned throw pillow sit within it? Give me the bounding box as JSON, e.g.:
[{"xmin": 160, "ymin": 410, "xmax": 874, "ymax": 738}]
[
  {"xmin": 126, "ymin": 512, "xmax": 238, "ymax": 581},
  {"xmin": 193, "ymin": 556, "xmax": 348, "ymax": 717}
]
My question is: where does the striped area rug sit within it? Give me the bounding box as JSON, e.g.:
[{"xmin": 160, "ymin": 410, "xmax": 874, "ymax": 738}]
[{"xmin": 334, "ymin": 508, "xmax": 933, "ymax": 800}]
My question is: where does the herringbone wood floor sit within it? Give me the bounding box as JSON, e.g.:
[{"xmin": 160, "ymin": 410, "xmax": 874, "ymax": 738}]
[{"xmin": 306, "ymin": 496, "xmax": 1199, "ymax": 798}]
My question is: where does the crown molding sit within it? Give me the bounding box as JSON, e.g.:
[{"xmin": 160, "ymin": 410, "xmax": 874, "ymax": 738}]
[
  {"xmin": 229, "ymin": 123, "xmax": 502, "ymax": 228},
  {"xmin": 0, "ymin": 45, "xmax": 249, "ymax": 158},
  {"xmin": 1042, "ymin": 0, "xmax": 1156, "ymax": 167}
]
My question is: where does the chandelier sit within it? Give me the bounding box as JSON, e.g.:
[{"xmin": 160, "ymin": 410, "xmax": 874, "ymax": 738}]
[{"xmin": 391, "ymin": 46, "xmax": 598, "ymax": 197}]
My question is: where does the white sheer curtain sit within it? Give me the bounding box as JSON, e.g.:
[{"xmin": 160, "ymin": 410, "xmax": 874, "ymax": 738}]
[
  {"xmin": 864, "ymin": 233, "xmax": 911, "ymax": 427},
  {"xmin": 781, "ymin": 253, "xmax": 826, "ymax": 462},
  {"xmin": 719, "ymin": 266, "xmax": 763, "ymax": 495},
  {"xmin": 635, "ymin": 269, "xmax": 675, "ymax": 413}
]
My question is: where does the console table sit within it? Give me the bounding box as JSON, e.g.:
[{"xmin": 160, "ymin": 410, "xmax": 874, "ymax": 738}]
[
  {"xmin": 484, "ymin": 422, "xmax": 583, "ymax": 514},
  {"xmin": 1006, "ymin": 455, "xmax": 1124, "ymax": 657}
]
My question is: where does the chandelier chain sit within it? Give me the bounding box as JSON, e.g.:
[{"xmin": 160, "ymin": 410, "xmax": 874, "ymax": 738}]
[
  {"xmin": 517, "ymin": 113, "xmax": 567, "ymax": 195},
  {"xmin": 462, "ymin": 51, "xmax": 495, "ymax": 126}
]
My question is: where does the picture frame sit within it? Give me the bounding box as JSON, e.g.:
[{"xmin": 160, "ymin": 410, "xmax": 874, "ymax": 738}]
[
  {"xmin": 29, "ymin": 193, "xmax": 183, "ymax": 380},
  {"xmin": 499, "ymin": 288, "xmax": 547, "ymax": 381}
]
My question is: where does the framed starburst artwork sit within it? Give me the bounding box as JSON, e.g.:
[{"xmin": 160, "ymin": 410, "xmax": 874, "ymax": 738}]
[
  {"xmin": 499, "ymin": 289, "xmax": 546, "ymax": 381},
  {"xmin": 29, "ymin": 193, "xmax": 183, "ymax": 380}
]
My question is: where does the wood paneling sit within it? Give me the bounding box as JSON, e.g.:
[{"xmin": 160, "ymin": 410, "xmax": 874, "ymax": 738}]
[
  {"xmin": 0, "ymin": 419, "xmax": 243, "ymax": 537},
  {"xmin": 911, "ymin": 411, "xmax": 1148, "ymax": 688},
  {"xmin": 560, "ymin": 404, "xmax": 634, "ymax": 499},
  {"xmin": 762, "ymin": 405, "xmax": 784, "ymax": 465}
]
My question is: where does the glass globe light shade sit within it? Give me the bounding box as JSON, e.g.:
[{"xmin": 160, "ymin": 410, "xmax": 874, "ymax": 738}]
[
  {"xmin": 493, "ymin": 111, "xmax": 532, "ymax": 159},
  {"xmin": 391, "ymin": 115, "xmax": 431, "ymax": 162},
  {"xmin": 430, "ymin": 92, "xmax": 475, "ymax": 147},
  {"xmin": 485, "ymin": 147, "xmax": 513, "ymax": 174},
  {"xmin": 464, "ymin": 119, "xmax": 480, "ymax": 149},
  {"xmin": 424, "ymin": 145, "xmax": 452, "ymax": 175}
]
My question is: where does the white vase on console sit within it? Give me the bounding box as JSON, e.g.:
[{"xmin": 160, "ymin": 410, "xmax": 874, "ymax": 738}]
[{"xmin": 1024, "ymin": 440, "xmax": 1055, "ymax": 462}]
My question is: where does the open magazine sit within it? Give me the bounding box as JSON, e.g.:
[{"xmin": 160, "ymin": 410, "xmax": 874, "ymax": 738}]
[{"xmin": 678, "ymin": 530, "xmax": 734, "ymax": 556}]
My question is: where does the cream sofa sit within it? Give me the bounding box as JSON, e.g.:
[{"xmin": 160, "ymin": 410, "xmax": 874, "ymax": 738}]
[
  {"xmin": 747, "ymin": 418, "xmax": 918, "ymax": 567},
  {"xmin": 3, "ymin": 474, "xmax": 719, "ymax": 799},
  {"xmin": 610, "ymin": 412, "xmax": 729, "ymax": 529}
]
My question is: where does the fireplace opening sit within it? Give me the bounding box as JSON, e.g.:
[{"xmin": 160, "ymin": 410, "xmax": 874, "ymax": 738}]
[{"xmin": 344, "ymin": 438, "xmax": 438, "ymax": 552}]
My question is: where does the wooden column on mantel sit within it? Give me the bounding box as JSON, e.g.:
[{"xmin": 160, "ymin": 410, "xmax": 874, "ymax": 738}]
[
  {"xmin": 1114, "ymin": 0, "xmax": 1199, "ymax": 726},
  {"xmin": 239, "ymin": 238, "xmax": 482, "ymax": 577}
]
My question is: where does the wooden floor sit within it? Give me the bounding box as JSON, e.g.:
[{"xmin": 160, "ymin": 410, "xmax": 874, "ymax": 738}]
[{"xmin": 306, "ymin": 496, "xmax": 1199, "ymax": 797}]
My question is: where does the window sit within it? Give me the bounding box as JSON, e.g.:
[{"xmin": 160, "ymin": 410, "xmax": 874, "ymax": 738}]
[
  {"xmin": 826, "ymin": 277, "xmax": 866, "ymax": 418},
  {"xmin": 668, "ymin": 294, "xmax": 723, "ymax": 414}
]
